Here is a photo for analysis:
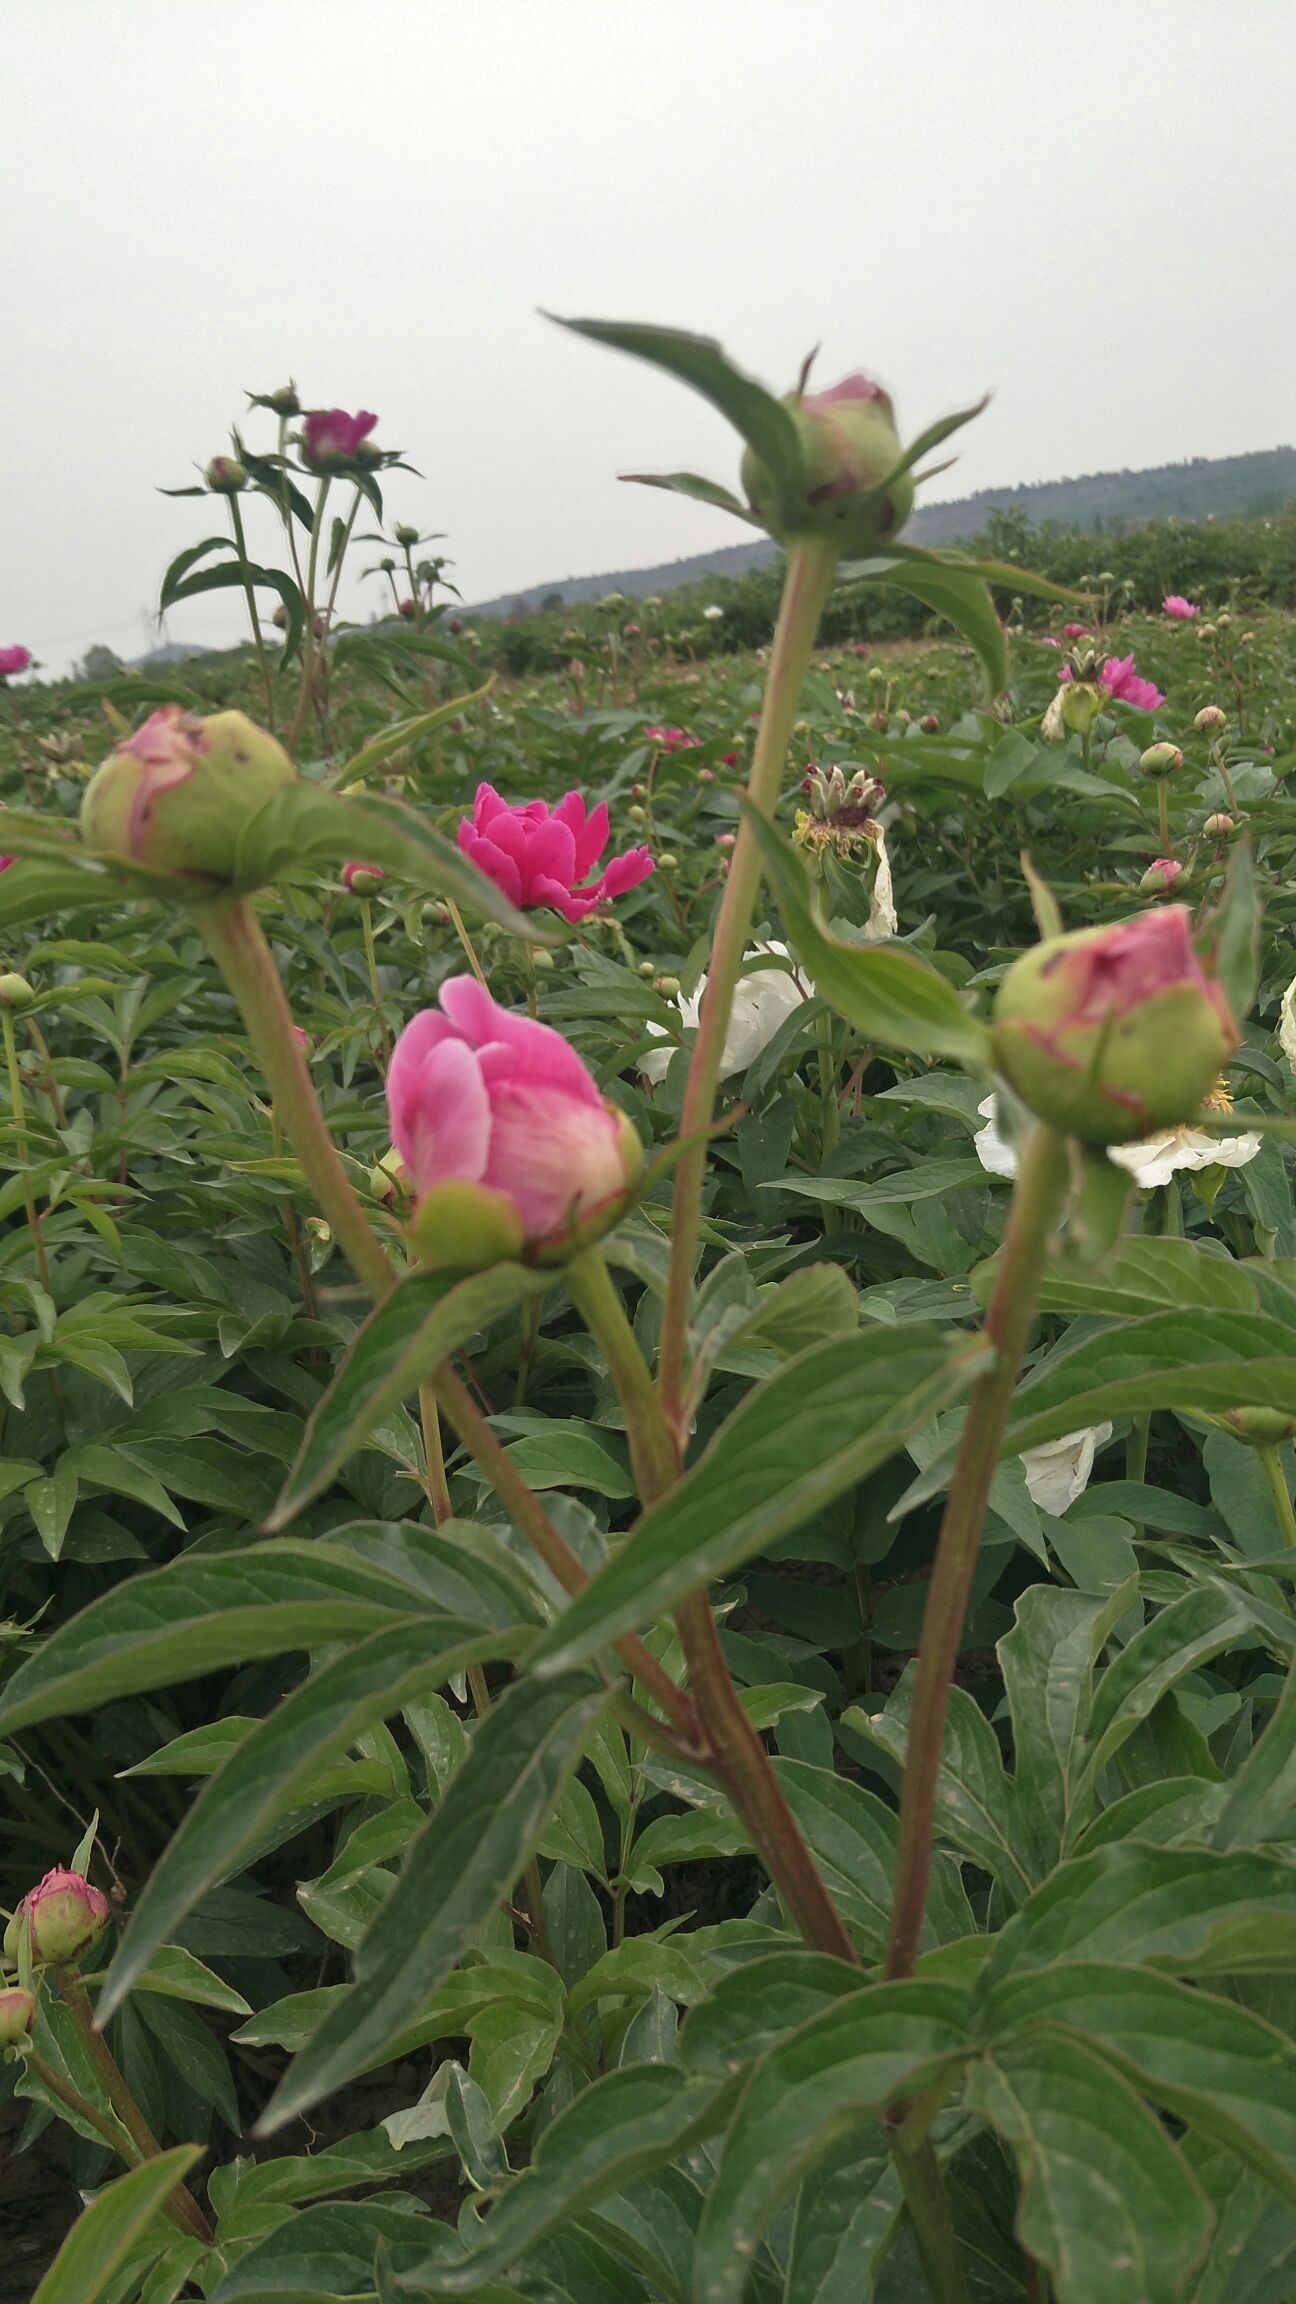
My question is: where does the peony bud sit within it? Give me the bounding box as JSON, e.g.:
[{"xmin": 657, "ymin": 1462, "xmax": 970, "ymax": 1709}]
[
  {"xmin": 81, "ymin": 706, "xmax": 297, "ymax": 889},
  {"xmin": 740, "ymin": 373, "xmax": 912, "ymax": 554},
  {"xmin": 1195, "ymin": 706, "xmax": 1228, "ymax": 735},
  {"xmin": 5, "ymin": 1867, "xmax": 109, "ymax": 1968},
  {"xmin": 920, "ymin": 713, "xmax": 940, "ymax": 733},
  {"xmin": 399, "ymin": 598, "xmax": 417, "ymax": 619},
  {"xmin": 1139, "ymin": 743, "xmax": 1184, "ymax": 778},
  {"xmin": 991, "ymin": 907, "xmax": 1239, "ymax": 1146},
  {"xmin": 387, "ymin": 976, "xmax": 642, "ymax": 1268},
  {"xmin": 394, "ymin": 524, "xmax": 420, "ymax": 546},
  {"xmin": 342, "ymin": 860, "xmax": 385, "ymax": 895},
  {"xmin": 205, "ymin": 456, "xmax": 247, "ymax": 494},
  {"xmin": 264, "ymin": 383, "xmax": 301, "ymax": 416},
  {"xmin": 1202, "ymin": 813, "xmax": 1235, "ymax": 839},
  {"xmin": 1216, "ymin": 1407, "xmax": 1296, "ymax": 1446},
  {"xmin": 0, "ymin": 974, "xmax": 34, "ymax": 1007},
  {"xmin": 1139, "ymin": 857, "xmax": 1185, "ymax": 895},
  {"xmin": 0, "ymin": 1987, "xmax": 36, "ymax": 2048}
]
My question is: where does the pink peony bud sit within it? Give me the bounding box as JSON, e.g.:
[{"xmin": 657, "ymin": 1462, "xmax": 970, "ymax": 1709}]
[
  {"xmin": 205, "ymin": 456, "xmax": 247, "ymax": 494},
  {"xmin": 992, "ymin": 907, "xmax": 1239, "ymax": 1146},
  {"xmin": 302, "ymin": 408, "xmax": 379, "ymax": 469},
  {"xmin": 399, "ymin": 598, "xmax": 417, "ymax": 619},
  {"xmin": 1195, "ymin": 706, "xmax": 1228, "ymax": 735},
  {"xmin": 0, "ymin": 646, "xmax": 32, "ymax": 678},
  {"xmin": 5, "ymin": 1867, "xmax": 109, "ymax": 1967},
  {"xmin": 741, "ymin": 371, "xmax": 910, "ymax": 553},
  {"xmin": 80, "ymin": 705, "xmax": 297, "ymax": 887},
  {"xmin": 0, "ymin": 1987, "xmax": 36, "ymax": 2047},
  {"xmin": 387, "ymin": 975, "xmax": 641, "ymax": 1267},
  {"xmin": 1203, "ymin": 812, "xmax": 1235, "ymax": 838},
  {"xmin": 342, "ymin": 860, "xmax": 385, "ymax": 894},
  {"xmin": 1139, "ymin": 857, "xmax": 1184, "ymax": 894},
  {"xmin": 457, "ymin": 783, "xmax": 653, "ymax": 923},
  {"xmin": 1063, "ymin": 625, "xmax": 1092, "ymax": 640},
  {"xmin": 1163, "ymin": 595, "xmax": 1200, "ymax": 620},
  {"xmin": 1139, "ymin": 743, "xmax": 1184, "ymax": 778}
]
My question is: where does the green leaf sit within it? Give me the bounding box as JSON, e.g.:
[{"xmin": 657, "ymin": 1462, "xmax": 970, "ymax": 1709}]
[
  {"xmin": 784, "ymin": 2136, "xmax": 904, "ymax": 2304},
  {"xmin": 1000, "ymin": 1309, "xmax": 1296, "ymax": 1458},
  {"xmin": 997, "ymin": 1581, "xmax": 1138, "ymax": 1872},
  {"xmin": 980, "ymin": 1961, "xmax": 1296, "ymax": 2210},
  {"xmin": 0, "ymin": 1541, "xmax": 447, "ymax": 1734},
  {"xmin": 270, "ymin": 1265, "xmax": 550, "ymax": 1526},
  {"xmin": 1027, "ymin": 1235, "xmax": 1261, "ymax": 1319},
  {"xmin": 262, "ymin": 1673, "xmax": 612, "ymax": 2129},
  {"xmin": 236, "ymin": 780, "xmax": 540, "ymax": 935},
  {"xmin": 1200, "ymin": 834, "xmax": 1261, "ymax": 1023},
  {"xmin": 549, "ymin": 315, "xmax": 806, "ymax": 524},
  {"xmin": 1080, "ymin": 1583, "xmax": 1262, "ymax": 1784},
  {"xmin": 31, "ymin": 2147, "xmax": 203, "ymax": 2304},
  {"xmin": 532, "ymin": 1324, "xmax": 989, "ymax": 1672},
  {"xmin": 122, "ymin": 1942, "xmax": 252, "ymax": 2016},
  {"xmin": 100, "ymin": 1615, "xmax": 529, "ymax": 2021},
  {"xmin": 690, "ymin": 1979, "xmax": 970, "ymax": 2304},
  {"xmin": 845, "ymin": 1671, "xmax": 1036, "ymax": 1903},
  {"xmin": 164, "ymin": 558, "xmax": 305, "ymax": 664},
  {"xmin": 965, "ymin": 2032, "xmax": 1211, "ymax": 2304},
  {"xmin": 1213, "ymin": 1659, "xmax": 1296, "ymax": 1850},
  {"xmin": 746, "ymin": 807, "xmax": 993, "ymax": 1063},
  {"xmin": 860, "ymin": 555, "xmax": 1007, "ymax": 694},
  {"xmin": 332, "ymin": 683, "xmax": 496, "ymax": 790},
  {"xmin": 619, "ymin": 469, "xmax": 766, "ymax": 526},
  {"xmin": 0, "ymin": 857, "xmax": 120, "ymax": 928},
  {"xmin": 983, "ymin": 1843, "xmax": 1296, "ymax": 1985}
]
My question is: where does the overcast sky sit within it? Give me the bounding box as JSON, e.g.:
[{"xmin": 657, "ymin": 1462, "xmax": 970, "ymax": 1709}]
[{"xmin": 4, "ymin": 0, "xmax": 1294, "ymax": 675}]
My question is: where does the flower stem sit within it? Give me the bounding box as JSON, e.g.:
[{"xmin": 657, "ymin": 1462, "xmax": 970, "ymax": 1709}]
[
  {"xmin": 228, "ymin": 494, "xmax": 276, "ymax": 731},
  {"xmin": 445, "ymin": 898, "xmax": 490, "ymax": 989},
  {"xmin": 657, "ymin": 540, "xmax": 838, "ymax": 1439},
  {"xmin": 287, "ymin": 475, "xmax": 331, "ymax": 758},
  {"xmin": 55, "ymin": 1973, "xmax": 212, "ymax": 2242},
  {"xmin": 890, "ymin": 2121, "xmax": 972, "ymax": 2304},
  {"xmin": 566, "ymin": 1245, "xmax": 856, "ymax": 1963},
  {"xmin": 1260, "ymin": 1443, "xmax": 1296, "ymax": 1549},
  {"xmin": 418, "ymin": 1381, "xmax": 453, "ymax": 1523},
  {"xmin": 190, "ymin": 896, "xmax": 394, "ymax": 1302},
  {"xmin": 886, "ymin": 1122, "xmax": 1069, "ymax": 1981},
  {"xmin": 26, "ymin": 2048, "xmax": 143, "ymax": 2166},
  {"xmin": 2, "ymin": 1005, "xmax": 51, "ymax": 1291}
]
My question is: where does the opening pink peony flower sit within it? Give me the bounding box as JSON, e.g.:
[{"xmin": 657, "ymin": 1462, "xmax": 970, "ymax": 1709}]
[
  {"xmin": 387, "ymin": 975, "xmax": 639, "ymax": 1261},
  {"xmin": 457, "ymin": 783, "xmax": 653, "ymax": 923},
  {"xmin": 1059, "ymin": 654, "xmax": 1164, "ymax": 712},
  {"xmin": 302, "ymin": 408, "xmax": 379, "ymax": 467},
  {"xmin": 0, "ymin": 646, "xmax": 32, "ymax": 678},
  {"xmin": 1163, "ymin": 596, "xmax": 1199, "ymax": 620}
]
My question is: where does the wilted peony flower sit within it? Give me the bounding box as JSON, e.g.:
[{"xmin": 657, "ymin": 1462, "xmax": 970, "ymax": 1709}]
[
  {"xmin": 388, "ymin": 975, "xmax": 640, "ymax": 1267},
  {"xmin": 1020, "ymin": 1424, "xmax": 1114, "ymax": 1515},
  {"xmin": 4, "ymin": 1867, "xmax": 109, "ymax": 1967},
  {"xmin": 0, "ymin": 646, "xmax": 32, "ymax": 678},
  {"xmin": 990, "ymin": 908, "xmax": 1240, "ymax": 1147},
  {"xmin": 458, "ymin": 783, "xmax": 653, "ymax": 923},
  {"xmin": 641, "ymin": 942, "xmax": 812, "ymax": 1086},
  {"xmin": 302, "ymin": 408, "xmax": 379, "ymax": 468},
  {"xmin": 1163, "ymin": 595, "xmax": 1200, "ymax": 620}
]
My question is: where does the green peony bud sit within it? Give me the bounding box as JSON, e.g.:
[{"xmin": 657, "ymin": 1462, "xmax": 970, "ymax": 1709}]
[
  {"xmin": 991, "ymin": 906, "xmax": 1239, "ymax": 1147},
  {"xmin": 4, "ymin": 1867, "xmax": 109, "ymax": 1968},
  {"xmin": 0, "ymin": 974, "xmax": 34, "ymax": 1008},
  {"xmin": 81, "ymin": 706, "xmax": 298, "ymax": 891},
  {"xmin": 1139, "ymin": 742, "xmax": 1184, "ymax": 778},
  {"xmin": 1215, "ymin": 1407, "xmax": 1296, "ymax": 1446},
  {"xmin": 0, "ymin": 1988, "xmax": 36, "ymax": 2049},
  {"xmin": 205, "ymin": 456, "xmax": 247, "ymax": 494},
  {"xmin": 740, "ymin": 374, "xmax": 912, "ymax": 554}
]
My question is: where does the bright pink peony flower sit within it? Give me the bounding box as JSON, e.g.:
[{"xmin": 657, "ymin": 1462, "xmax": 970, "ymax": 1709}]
[
  {"xmin": 1060, "ymin": 654, "xmax": 1164, "ymax": 711},
  {"xmin": 0, "ymin": 646, "xmax": 32, "ymax": 678},
  {"xmin": 4, "ymin": 1867, "xmax": 109, "ymax": 1967},
  {"xmin": 458, "ymin": 783, "xmax": 653, "ymax": 923},
  {"xmin": 1163, "ymin": 595, "xmax": 1200, "ymax": 620},
  {"xmin": 1063, "ymin": 625, "xmax": 1092, "ymax": 640},
  {"xmin": 643, "ymin": 725, "xmax": 700, "ymax": 751},
  {"xmin": 302, "ymin": 408, "xmax": 378, "ymax": 467},
  {"xmin": 387, "ymin": 974, "xmax": 639, "ymax": 1256}
]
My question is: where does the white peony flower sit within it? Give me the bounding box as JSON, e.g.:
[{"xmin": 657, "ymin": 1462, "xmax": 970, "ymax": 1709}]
[
  {"xmin": 1019, "ymin": 1423, "xmax": 1114, "ymax": 1515},
  {"xmin": 702, "ymin": 603, "xmax": 724, "ymax": 621},
  {"xmin": 641, "ymin": 941, "xmax": 811, "ymax": 1085},
  {"xmin": 973, "ymin": 1095, "xmax": 1260, "ymax": 1190},
  {"xmin": 1279, "ymin": 977, "xmax": 1296, "ymax": 1069}
]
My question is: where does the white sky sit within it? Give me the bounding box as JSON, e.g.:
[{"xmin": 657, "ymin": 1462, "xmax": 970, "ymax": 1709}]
[{"xmin": 4, "ymin": 0, "xmax": 1295, "ymax": 674}]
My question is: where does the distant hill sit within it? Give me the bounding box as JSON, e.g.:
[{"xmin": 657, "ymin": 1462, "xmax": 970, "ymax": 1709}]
[
  {"xmin": 129, "ymin": 640, "xmax": 218, "ymax": 668},
  {"xmin": 467, "ymin": 445, "xmax": 1296, "ymax": 618}
]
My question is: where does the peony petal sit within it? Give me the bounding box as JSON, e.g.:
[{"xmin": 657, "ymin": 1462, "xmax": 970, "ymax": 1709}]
[
  {"xmin": 459, "ymin": 831, "xmax": 523, "ymax": 907},
  {"xmin": 440, "ymin": 977, "xmax": 603, "ymax": 1102},
  {"xmin": 483, "ymin": 1078, "xmax": 627, "ymax": 1237},
  {"xmin": 387, "ymin": 1018, "xmax": 491, "ymax": 1194},
  {"xmin": 597, "ymin": 846, "xmax": 655, "ymax": 901}
]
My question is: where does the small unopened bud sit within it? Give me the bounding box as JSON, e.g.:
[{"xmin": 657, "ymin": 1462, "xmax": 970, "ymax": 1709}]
[
  {"xmin": 1139, "ymin": 742, "xmax": 1184, "ymax": 778},
  {"xmin": 630, "ymin": 783, "xmax": 646, "ymax": 800},
  {"xmin": 715, "ymin": 832, "xmax": 736, "ymax": 849},
  {"xmin": 5, "ymin": 1867, "xmax": 109, "ymax": 1968},
  {"xmin": 655, "ymin": 975, "xmax": 681, "ymax": 998},
  {"xmin": 342, "ymin": 860, "xmax": 385, "ymax": 895},
  {"xmin": 1195, "ymin": 706, "xmax": 1228, "ymax": 735},
  {"xmin": 1216, "ymin": 612, "xmax": 1233, "ymax": 629},
  {"xmin": 81, "ymin": 706, "xmax": 297, "ymax": 890},
  {"xmin": 740, "ymin": 371, "xmax": 912, "ymax": 553},
  {"xmin": 205, "ymin": 456, "xmax": 247, "ymax": 494},
  {"xmin": 380, "ymin": 556, "xmax": 396, "ymax": 573},
  {"xmin": 0, "ymin": 974, "xmax": 33, "ymax": 1008},
  {"xmin": 271, "ymin": 604, "xmax": 288, "ymax": 630},
  {"xmin": 627, "ymin": 804, "xmax": 647, "ymax": 824},
  {"xmin": 264, "ymin": 383, "xmax": 301, "ymax": 416},
  {"xmin": 656, "ymin": 852, "xmax": 679, "ymax": 871},
  {"xmin": 698, "ymin": 766, "xmax": 715, "ymax": 783},
  {"xmin": 871, "ymin": 710, "xmax": 889, "ymax": 731},
  {"xmin": 894, "ymin": 709, "xmax": 911, "ymax": 728},
  {"xmin": 920, "ymin": 713, "xmax": 940, "ymax": 733},
  {"xmin": 399, "ymin": 598, "xmax": 417, "ymax": 620},
  {"xmin": 637, "ymin": 960, "xmax": 655, "ymax": 979},
  {"xmin": 1219, "ymin": 1407, "xmax": 1296, "ymax": 1446},
  {"xmin": 394, "ymin": 524, "xmax": 419, "ymax": 546},
  {"xmin": 0, "ymin": 1988, "xmax": 36, "ymax": 2049},
  {"xmin": 1202, "ymin": 812, "xmax": 1235, "ymax": 838},
  {"xmin": 529, "ymin": 947, "xmax": 555, "ymax": 972},
  {"xmin": 1139, "ymin": 857, "xmax": 1185, "ymax": 894}
]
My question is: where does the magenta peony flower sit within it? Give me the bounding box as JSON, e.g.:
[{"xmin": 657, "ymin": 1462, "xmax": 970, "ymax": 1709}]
[
  {"xmin": 643, "ymin": 724, "xmax": 701, "ymax": 751},
  {"xmin": 302, "ymin": 408, "xmax": 379, "ymax": 468},
  {"xmin": 4, "ymin": 1866, "xmax": 109, "ymax": 1967},
  {"xmin": 458, "ymin": 783, "xmax": 653, "ymax": 923},
  {"xmin": 387, "ymin": 974, "xmax": 640, "ymax": 1263},
  {"xmin": 0, "ymin": 646, "xmax": 32, "ymax": 678},
  {"xmin": 1060, "ymin": 654, "xmax": 1164, "ymax": 712},
  {"xmin": 1063, "ymin": 625, "xmax": 1092, "ymax": 640},
  {"xmin": 1163, "ymin": 595, "xmax": 1200, "ymax": 620}
]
